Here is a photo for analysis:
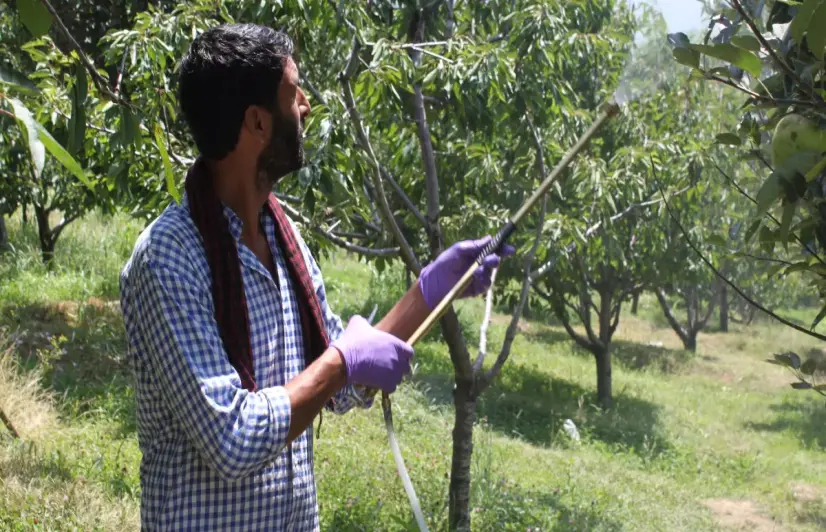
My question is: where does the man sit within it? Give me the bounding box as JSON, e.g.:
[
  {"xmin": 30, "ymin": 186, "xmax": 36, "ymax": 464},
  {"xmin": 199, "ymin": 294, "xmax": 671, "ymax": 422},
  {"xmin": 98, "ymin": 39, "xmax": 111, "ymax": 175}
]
[{"xmin": 119, "ymin": 23, "xmax": 512, "ymax": 531}]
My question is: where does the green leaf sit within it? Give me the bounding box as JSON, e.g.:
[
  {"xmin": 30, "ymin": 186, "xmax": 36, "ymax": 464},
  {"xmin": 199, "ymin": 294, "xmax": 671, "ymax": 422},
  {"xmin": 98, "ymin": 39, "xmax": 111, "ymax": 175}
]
[
  {"xmin": 707, "ymin": 234, "xmax": 727, "ymax": 247},
  {"xmin": 38, "ymin": 125, "xmax": 91, "ymax": 188},
  {"xmin": 116, "ymin": 107, "xmax": 141, "ymax": 148},
  {"xmin": 779, "ymin": 202, "xmax": 796, "ymax": 245},
  {"xmin": 801, "ymin": 359, "xmax": 817, "ymax": 376},
  {"xmin": 811, "ymin": 301, "xmax": 826, "ymax": 330},
  {"xmin": 67, "ymin": 66, "xmax": 87, "ymax": 157},
  {"xmin": 744, "ymin": 219, "xmax": 761, "ymax": 243},
  {"xmin": 730, "ymin": 35, "xmax": 761, "ymax": 52},
  {"xmin": 689, "ymin": 43, "xmax": 762, "ymax": 78},
  {"xmin": 756, "ymin": 173, "xmax": 781, "ymax": 215},
  {"xmin": 303, "ymin": 186, "xmax": 316, "ymax": 216},
  {"xmin": 791, "ymin": 382, "xmax": 813, "ymax": 389},
  {"xmin": 17, "ymin": 0, "xmax": 52, "ymax": 37},
  {"xmin": 805, "ymin": 155, "xmax": 826, "ymax": 181},
  {"xmin": 672, "ymin": 47, "xmax": 699, "ymax": 69},
  {"xmin": 791, "ymin": 0, "xmax": 822, "ymax": 43},
  {"xmin": 809, "ymin": 1, "xmax": 826, "ymax": 60},
  {"xmin": 715, "ymin": 133, "xmax": 741, "ymax": 146},
  {"xmin": 772, "ymin": 352, "xmax": 801, "ymax": 368},
  {"xmin": 8, "ymin": 97, "xmax": 45, "ymax": 179},
  {"xmin": 0, "ymin": 64, "xmax": 38, "ymax": 93},
  {"xmin": 153, "ymin": 123, "xmax": 179, "ymax": 202}
]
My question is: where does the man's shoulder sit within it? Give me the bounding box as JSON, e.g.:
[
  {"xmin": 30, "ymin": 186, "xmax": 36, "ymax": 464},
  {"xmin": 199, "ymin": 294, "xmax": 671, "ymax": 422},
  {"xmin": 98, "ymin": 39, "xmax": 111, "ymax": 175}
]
[{"xmin": 121, "ymin": 201, "xmax": 204, "ymax": 285}]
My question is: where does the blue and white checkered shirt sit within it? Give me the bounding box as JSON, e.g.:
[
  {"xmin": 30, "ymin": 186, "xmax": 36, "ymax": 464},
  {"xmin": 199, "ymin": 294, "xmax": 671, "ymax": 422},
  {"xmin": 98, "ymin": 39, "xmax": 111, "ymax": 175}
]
[{"xmin": 119, "ymin": 195, "xmax": 372, "ymax": 531}]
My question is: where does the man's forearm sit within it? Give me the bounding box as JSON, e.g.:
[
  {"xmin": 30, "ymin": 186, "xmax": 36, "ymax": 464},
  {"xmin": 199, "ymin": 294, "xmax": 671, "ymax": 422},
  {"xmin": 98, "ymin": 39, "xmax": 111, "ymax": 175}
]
[
  {"xmin": 375, "ymin": 280, "xmax": 430, "ymax": 341},
  {"xmin": 284, "ymin": 280, "xmax": 428, "ymax": 442},
  {"xmin": 284, "ymin": 348, "xmax": 346, "ymax": 442}
]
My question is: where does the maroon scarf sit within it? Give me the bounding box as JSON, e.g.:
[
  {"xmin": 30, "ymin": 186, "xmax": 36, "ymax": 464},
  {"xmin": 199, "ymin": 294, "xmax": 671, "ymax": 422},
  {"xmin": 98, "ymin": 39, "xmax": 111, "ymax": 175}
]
[{"xmin": 185, "ymin": 157, "xmax": 329, "ymax": 391}]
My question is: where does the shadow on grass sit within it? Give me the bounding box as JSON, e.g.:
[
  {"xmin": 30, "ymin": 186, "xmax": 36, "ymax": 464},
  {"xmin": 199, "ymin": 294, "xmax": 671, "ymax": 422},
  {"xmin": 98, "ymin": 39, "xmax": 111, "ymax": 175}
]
[
  {"xmin": 0, "ymin": 439, "xmax": 75, "ymax": 483},
  {"xmin": 796, "ymin": 499, "xmax": 826, "ymax": 530},
  {"xmin": 0, "ymin": 300, "xmax": 136, "ymax": 438},
  {"xmin": 612, "ymin": 340, "xmax": 695, "ymax": 374},
  {"xmin": 524, "ymin": 327, "xmax": 694, "ymax": 374},
  {"xmin": 321, "ymin": 476, "xmax": 622, "ymax": 531},
  {"xmin": 745, "ymin": 399, "xmax": 826, "ymax": 450},
  {"xmin": 411, "ymin": 343, "xmax": 670, "ymax": 458}
]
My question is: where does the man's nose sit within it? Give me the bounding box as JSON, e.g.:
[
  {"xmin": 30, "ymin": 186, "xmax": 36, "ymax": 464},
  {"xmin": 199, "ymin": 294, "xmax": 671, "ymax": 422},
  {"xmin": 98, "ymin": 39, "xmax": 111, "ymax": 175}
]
[{"xmin": 298, "ymin": 87, "xmax": 311, "ymax": 120}]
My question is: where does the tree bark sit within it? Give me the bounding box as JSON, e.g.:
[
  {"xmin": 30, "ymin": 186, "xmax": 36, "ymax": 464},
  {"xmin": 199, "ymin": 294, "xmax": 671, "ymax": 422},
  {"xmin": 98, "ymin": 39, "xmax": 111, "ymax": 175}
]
[
  {"xmin": 0, "ymin": 215, "xmax": 8, "ymax": 253},
  {"xmin": 655, "ymin": 288, "xmax": 692, "ymax": 349},
  {"xmin": 631, "ymin": 290, "xmax": 640, "ymax": 315},
  {"xmin": 33, "ymin": 204, "xmax": 56, "ymax": 267},
  {"xmin": 719, "ymin": 280, "xmax": 729, "ymax": 332},
  {"xmin": 684, "ymin": 330, "xmax": 697, "ymax": 352},
  {"xmin": 448, "ymin": 379, "xmax": 476, "ymax": 531},
  {"xmin": 594, "ymin": 346, "xmax": 613, "ymax": 409}
]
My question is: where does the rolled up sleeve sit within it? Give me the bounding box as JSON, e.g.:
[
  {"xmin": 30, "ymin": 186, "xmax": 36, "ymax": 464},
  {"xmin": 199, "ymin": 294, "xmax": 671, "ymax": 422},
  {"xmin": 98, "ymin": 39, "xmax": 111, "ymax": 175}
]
[
  {"xmin": 130, "ymin": 251, "xmax": 292, "ymax": 481},
  {"xmin": 290, "ymin": 219, "xmax": 375, "ymax": 414}
]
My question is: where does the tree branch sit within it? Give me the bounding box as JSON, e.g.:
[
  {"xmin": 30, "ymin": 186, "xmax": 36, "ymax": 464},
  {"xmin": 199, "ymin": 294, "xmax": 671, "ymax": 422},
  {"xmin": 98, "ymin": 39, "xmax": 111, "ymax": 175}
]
[
  {"xmin": 0, "ymin": 408, "xmax": 19, "ymax": 439},
  {"xmin": 338, "ymin": 36, "xmax": 421, "ymax": 272},
  {"xmin": 713, "ymin": 162, "xmax": 826, "ymax": 267},
  {"xmin": 445, "ymin": 0, "xmax": 455, "ymax": 39},
  {"xmin": 735, "ymin": 251, "xmax": 795, "ymax": 267},
  {"xmin": 729, "ymin": 0, "xmax": 824, "ymax": 106},
  {"xmin": 40, "ymin": 0, "xmax": 128, "ymax": 105},
  {"xmin": 480, "ymin": 115, "xmax": 549, "ymax": 391},
  {"xmin": 655, "ymin": 288, "xmax": 690, "ymax": 345},
  {"xmin": 50, "ymin": 212, "xmax": 80, "ymax": 242},
  {"xmin": 610, "ymin": 300, "xmax": 622, "ymax": 336},
  {"xmin": 698, "ymin": 292, "xmax": 717, "ymax": 329},
  {"xmin": 412, "ymin": 86, "xmax": 442, "ymax": 254},
  {"xmin": 381, "ymin": 167, "xmax": 427, "ymax": 227},
  {"xmin": 280, "ymin": 201, "xmax": 400, "ymax": 257},
  {"xmin": 653, "ymin": 160, "xmax": 826, "ymax": 342},
  {"xmin": 706, "ymin": 74, "xmax": 818, "ymax": 108},
  {"xmin": 300, "ymin": 73, "xmax": 327, "ymax": 106},
  {"xmin": 534, "ymin": 286, "xmax": 593, "ymax": 351}
]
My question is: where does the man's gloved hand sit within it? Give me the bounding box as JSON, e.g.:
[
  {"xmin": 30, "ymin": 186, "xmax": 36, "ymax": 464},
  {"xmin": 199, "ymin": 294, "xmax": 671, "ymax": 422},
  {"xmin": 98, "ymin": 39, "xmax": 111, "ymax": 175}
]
[
  {"xmin": 331, "ymin": 315, "xmax": 414, "ymax": 393},
  {"xmin": 418, "ymin": 235, "xmax": 516, "ymax": 310}
]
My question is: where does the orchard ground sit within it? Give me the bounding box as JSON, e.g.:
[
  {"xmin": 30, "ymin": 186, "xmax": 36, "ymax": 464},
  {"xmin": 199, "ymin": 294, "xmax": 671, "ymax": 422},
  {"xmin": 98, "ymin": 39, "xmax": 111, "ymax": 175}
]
[{"xmin": 1, "ymin": 211, "xmax": 825, "ymax": 531}]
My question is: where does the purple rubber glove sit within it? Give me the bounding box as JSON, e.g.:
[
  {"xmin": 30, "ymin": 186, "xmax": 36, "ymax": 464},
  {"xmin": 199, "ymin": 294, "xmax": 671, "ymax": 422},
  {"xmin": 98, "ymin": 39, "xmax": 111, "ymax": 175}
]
[
  {"xmin": 418, "ymin": 235, "xmax": 516, "ymax": 310},
  {"xmin": 331, "ymin": 315, "xmax": 414, "ymax": 393}
]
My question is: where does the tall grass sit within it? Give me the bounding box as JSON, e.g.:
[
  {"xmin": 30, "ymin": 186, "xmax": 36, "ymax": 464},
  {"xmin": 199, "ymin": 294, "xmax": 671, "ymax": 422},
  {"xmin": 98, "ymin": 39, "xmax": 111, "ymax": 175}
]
[
  {"xmin": 1, "ymin": 210, "xmax": 143, "ymax": 305},
  {"xmin": 0, "ymin": 211, "xmax": 825, "ymax": 531}
]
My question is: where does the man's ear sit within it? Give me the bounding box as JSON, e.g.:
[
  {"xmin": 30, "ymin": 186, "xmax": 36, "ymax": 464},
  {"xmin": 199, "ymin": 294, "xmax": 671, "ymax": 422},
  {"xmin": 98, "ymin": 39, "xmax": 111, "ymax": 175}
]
[{"xmin": 242, "ymin": 105, "xmax": 272, "ymax": 145}]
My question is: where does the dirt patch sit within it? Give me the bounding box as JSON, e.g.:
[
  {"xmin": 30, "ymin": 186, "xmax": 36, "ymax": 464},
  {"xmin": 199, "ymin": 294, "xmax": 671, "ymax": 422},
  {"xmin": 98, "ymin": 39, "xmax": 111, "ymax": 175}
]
[
  {"xmin": 791, "ymin": 482, "xmax": 826, "ymax": 504},
  {"xmin": 700, "ymin": 499, "xmax": 782, "ymax": 532}
]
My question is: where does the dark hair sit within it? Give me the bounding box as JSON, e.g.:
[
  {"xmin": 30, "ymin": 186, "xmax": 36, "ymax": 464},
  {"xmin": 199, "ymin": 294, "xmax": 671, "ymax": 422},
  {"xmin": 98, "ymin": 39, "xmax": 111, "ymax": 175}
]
[{"xmin": 178, "ymin": 23, "xmax": 294, "ymax": 160}]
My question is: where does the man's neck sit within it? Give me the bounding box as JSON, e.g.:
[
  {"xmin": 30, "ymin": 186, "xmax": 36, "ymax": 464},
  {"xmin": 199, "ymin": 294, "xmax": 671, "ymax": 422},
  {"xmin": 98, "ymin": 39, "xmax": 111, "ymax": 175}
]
[{"xmin": 207, "ymin": 156, "xmax": 269, "ymax": 241}]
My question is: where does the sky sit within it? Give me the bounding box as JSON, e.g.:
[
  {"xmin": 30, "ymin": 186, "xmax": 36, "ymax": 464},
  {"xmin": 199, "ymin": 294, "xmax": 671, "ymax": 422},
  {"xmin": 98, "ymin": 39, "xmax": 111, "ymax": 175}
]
[{"xmin": 639, "ymin": 0, "xmax": 706, "ymax": 35}]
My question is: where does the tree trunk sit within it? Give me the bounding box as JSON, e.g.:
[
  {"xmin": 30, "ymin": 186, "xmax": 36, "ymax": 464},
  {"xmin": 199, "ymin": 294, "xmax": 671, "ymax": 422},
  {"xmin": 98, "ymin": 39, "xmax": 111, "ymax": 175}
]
[
  {"xmin": 21, "ymin": 203, "xmax": 28, "ymax": 225},
  {"xmin": 631, "ymin": 290, "xmax": 640, "ymax": 315},
  {"xmin": 33, "ymin": 205, "xmax": 56, "ymax": 267},
  {"xmin": 685, "ymin": 330, "xmax": 697, "ymax": 352},
  {"xmin": 719, "ymin": 281, "xmax": 729, "ymax": 332},
  {"xmin": 0, "ymin": 215, "xmax": 8, "ymax": 253},
  {"xmin": 448, "ymin": 380, "xmax": 476, "ymax": 531},
  {"xmin": 594, "ymin": 347, "xmax": 613, "ymax": 409}
]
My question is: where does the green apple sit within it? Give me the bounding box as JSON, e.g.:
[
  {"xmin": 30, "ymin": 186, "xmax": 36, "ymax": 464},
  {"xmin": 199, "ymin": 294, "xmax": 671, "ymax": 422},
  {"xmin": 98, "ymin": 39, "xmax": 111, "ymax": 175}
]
[{"xmin": 771, "ymin": 113, "xmax": 826, "ymax": 177}]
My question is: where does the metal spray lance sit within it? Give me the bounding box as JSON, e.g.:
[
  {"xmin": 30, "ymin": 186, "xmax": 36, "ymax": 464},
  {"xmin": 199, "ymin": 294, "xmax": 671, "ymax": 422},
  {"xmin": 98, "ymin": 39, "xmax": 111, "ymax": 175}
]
[{"xmin": 359, "ymin": 98, "xmax": 622, "ymax": 531}]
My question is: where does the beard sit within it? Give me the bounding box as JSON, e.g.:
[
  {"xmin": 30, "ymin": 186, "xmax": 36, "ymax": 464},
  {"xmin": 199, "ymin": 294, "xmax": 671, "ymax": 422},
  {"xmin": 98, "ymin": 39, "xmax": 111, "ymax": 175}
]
[{"xmin": 255, "ymin": 111, "xmax": 305, "ymax": 191}]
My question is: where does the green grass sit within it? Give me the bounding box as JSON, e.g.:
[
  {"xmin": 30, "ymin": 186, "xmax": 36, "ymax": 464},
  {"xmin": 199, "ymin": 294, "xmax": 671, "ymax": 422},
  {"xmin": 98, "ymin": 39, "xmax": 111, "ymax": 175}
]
[{"xmin": 1, "ymin": 211, "xmax": 826, "ymax": 531}]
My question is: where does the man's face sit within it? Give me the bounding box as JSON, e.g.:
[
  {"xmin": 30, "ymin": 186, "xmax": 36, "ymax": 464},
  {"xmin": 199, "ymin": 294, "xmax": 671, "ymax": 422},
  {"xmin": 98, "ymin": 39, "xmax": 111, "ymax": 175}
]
[{"xmin": 256, "ymin": 58, "xmax": 311, "ymax": 189}]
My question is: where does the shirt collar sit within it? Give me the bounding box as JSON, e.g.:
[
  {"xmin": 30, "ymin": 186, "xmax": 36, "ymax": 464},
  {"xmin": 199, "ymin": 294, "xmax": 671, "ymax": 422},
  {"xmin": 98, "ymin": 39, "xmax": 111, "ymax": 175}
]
[{"xmin": 181, "ymin": 192, "xmax": 273, "ymax": 243}]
